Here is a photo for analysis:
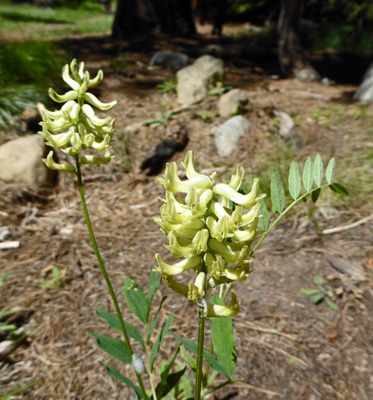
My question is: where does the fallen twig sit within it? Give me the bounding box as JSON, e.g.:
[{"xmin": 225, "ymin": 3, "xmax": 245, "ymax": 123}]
[{"xmin": 322, "ymin": 214, "xmax": 373, "ymax": 234}]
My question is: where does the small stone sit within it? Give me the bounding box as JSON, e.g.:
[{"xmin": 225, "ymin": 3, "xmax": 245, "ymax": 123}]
[
  {"xmin": 0, "ymin": 135, "xmax": 56, "ymax": 185},
  {"xmin": 214, "ymin": 116, "xmax": 250, "ymax": 157},
  {"xmin": 149, "ymin": 51, "xmax": 189, "ymax": 69},
  {"xmin": 218, "ymin": 89, "xmax": 251, "ymax": 117}
]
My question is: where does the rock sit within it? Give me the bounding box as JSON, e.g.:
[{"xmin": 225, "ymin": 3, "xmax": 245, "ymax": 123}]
[
  {"xmin": 218, "ymin": 89, "xmax": 251, "ymax": 117},
  {"xmin": 214, "ymin": 116, "xmax": 249, "ymax": 157},
  {"xmin": 177, "ymin": 55, "xmax": 224, "ymax": 106},
  {"xmin": 0, "ymin": 135, "xmax": 56, "ymax": 185},
  {"xmin": 274, "ymin": 110, "xmax": 303, "ymax": 149},
  {"xmin": 353, "ymin": 62, "xmax": 373, "ymax": 103},
  {"xmin": 325, "ymin": 254, "xmax": 367, "ymax": 282},
  {"xmin": 149, "ymin": 51, "xmax": 189, "ymax": 69}
]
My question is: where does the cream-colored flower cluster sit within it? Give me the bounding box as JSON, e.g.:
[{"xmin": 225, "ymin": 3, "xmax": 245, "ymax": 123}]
[
  {"xmin": 39, "ymin": 59, "xmax": 117, "ymax": 173},
  {"xmin": 155, "ymin": 151, "xmax": 265, "ymax": 317}
]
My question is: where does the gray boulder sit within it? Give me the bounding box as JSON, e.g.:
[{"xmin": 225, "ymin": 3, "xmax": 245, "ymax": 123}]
[
  {"xmin": 149, "ymin": 51, "xmax": 189, "ymax": 69},
  {"xmin": 354, "ymin": 62, "xmax": 373, "ymax": 103},
  {"xmin": 177, "ymin": 55, "xmax": 224, "ymax": 106},
  {"xmin": 0, "ymin": 135, "xmax": 56, "ymax": 185},
  {"xmin": 214, "ymin": 116, "xmax": 250, "ymax": 157},
  {"xmin": 218, "ymin": 89, "xmax": 251, "ymax": 117}
]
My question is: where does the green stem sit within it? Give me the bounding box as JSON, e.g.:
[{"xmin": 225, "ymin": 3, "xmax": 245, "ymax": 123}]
[
  {"xmin": 195, "ymin": 304, "xmax": 206, "ymax": 400},
  {"xmin": 250, "ymin": 185, "xmax": 328, "ymax": 256},
  {"xmin": 75, "ymin": 156, "xmax": 148, "ymax": 400}
]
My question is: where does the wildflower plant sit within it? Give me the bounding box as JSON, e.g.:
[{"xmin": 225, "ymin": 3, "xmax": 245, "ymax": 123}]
[{"xmin": 38, "ymin": 59, "xmax": 347, "ymax": 400}]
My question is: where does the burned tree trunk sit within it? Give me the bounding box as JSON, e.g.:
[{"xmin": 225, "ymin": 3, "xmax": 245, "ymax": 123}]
[
  {"xmin": 278, "ymin": 0, "xmax": 319, "ymax": 81},
  {"xmin": 112, "ymin": 0, "xmax": 195, "ymax": 40},
  {"xmin": 112, "ymin": 0, "xmax": 157, "ymax": 40}
]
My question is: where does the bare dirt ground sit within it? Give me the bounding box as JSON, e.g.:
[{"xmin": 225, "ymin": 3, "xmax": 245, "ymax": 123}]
[{"xmin": 1, "ymin": 32, "xmax": 373, "ymax": 400}]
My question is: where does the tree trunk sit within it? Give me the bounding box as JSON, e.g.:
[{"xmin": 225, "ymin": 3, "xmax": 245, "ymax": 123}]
[
  {"xmin": 152, "ymin": 0, "xmax": 196, "ymax": 36},
  {"xmin": 278, "ymin": 0, "xmax": 319, "ymax": 81},
  {"xmin": 112, "ymin": 0, "xmax": 195, "ymax": 40},
  {"xmin": 112, "ymin": 0, "xmax": 157, "ymax": 40}
]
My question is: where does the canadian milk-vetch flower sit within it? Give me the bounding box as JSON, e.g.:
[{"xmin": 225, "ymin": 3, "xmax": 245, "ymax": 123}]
[
  {"xmin": 38, "ymin": 59, "xmax": 117, "ymax": 173},
  {"xmin": 154, "ymin": 151, "xmax": 265, "ymax": 317}
]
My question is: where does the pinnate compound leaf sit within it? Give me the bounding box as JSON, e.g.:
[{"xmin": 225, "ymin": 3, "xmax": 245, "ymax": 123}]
[
  {"xmin": 122, "ymin": 278, "xmax": 148, "ymax": 324},
  {"xmin": 257, "ymin": 199, "xmax": 270, "ymax": 231},
  {"xmin": 329, "ymin": 183, "xmax": 348, "ymax": 195},
  {"xmin": 288, "ymin": 161, "xmax": 301, "ymax": 200},
  {"xmin": 301, "ymin": 288, "xmax": 320, "ymax": 296},
  {"xmin": 103, "ymin": 364, "xmax": 142, "ymax": 398},
  {"xmin": 210, "ymin": 296, "xmax": 236, "ymax": 378},
  {"xmin": 271, "ymin": 168, "xmax": 285, "ymax": 214},
  {"xmin": 88, "ymin": 333, "xmax": 131, "ymax": 364},
  {"xmin": 150, "ymin": 312, "xmax": 174, "ymax": 371},
  {"xmin": 302, "ymin": 156, "xmax": 314, "ymax": 191},
  {"xmin": 171, "ymin": 333, "xmax": 230, "ymax": 378},
  {"xmin": 93, "ymin": 308, "xmax": 145, "ymax": 347},
  {"xmin": 326, "ymin": 157, "xmax": 335, "ymax": 184},
  {"xmin": 313, "ymin": 154, "xmax": 323, "ymax": 186},
  {"xmin": 311, "ymin": 188, "xmax": 321, "ymax": 203}
]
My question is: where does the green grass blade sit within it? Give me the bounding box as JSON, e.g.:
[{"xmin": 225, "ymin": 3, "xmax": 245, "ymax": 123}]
[
  {"xmin": 326, "ymin": 157, "xmax": 335, "ymax": 184},
  {"xmin": 288, "ymin": 161, "xmax": 301, "ymax": 200},
  {"xmin": 313, "ymin": 154, "xmax": 323, "ymax": 186},
  {"xmin": 270, "ymin": 168, "xmax": 285, "ymax": 214},
  {"xmin": 302, "ymin": 156, "xmax": 314, "ymax": 191}
]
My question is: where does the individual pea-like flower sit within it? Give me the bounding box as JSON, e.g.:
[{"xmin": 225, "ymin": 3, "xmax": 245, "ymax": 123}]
[
  {"xmin": 38, "ymin": 59, "xmax": 117, "ymax": 173},
  {"xmin": 154, "ymin": 151, "xmax": 266, "ymax": 317}
]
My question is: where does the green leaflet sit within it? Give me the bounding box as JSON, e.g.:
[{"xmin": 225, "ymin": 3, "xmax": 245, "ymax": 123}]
[
  {"xmin": 210, "ymin": 296, "xmax": 237, "ymax": 378},
  {"xmin": 329, "ymin": 183, "xmax": 348, "ymax": 195},
  {"xmin": 146, "ymin": 269, "xmax": 161, "ymax": 320},
  {"xmin": 311, "ymin": 188, "xmax": 321, "ymax": 203},
  {"xmin": 104, "ymin": 364, "xmax": 143, "ymax": 399},
  {"xmin": 302, "ymin": 156, "xmax": 314, "ymax": 191},
  {"xmin": 122, "ymin": 278, "xmax": 148, "ymax": 324},
  {"xmin": 171, "ymin": 333, "xmax": 230, "ymax": 378},
  {"xmin": 147, "ymin": 296, "xmax": 167, "ymax": 344},
  {"xmin": 270, "ymin": 168, "xmax": 285, "ymax": 214},
  {"xmin": 313, "ymin": 154, "xmax": 323, "ymax": 186},
  {"xmin": 93, "ymin": 308, "xmax": 145, "ymax": 347},
  {"xmin": 153, "ymin": 344, "xmax": 184, "ymax": 399},
  {"xmin": 258, "ymin": 199, "xmax": 270, "ymax": 231},
  {"xmin": 288, "ymin": 161, "xmax": 301, "ymax": 200},
  {"xmin": 87, "ymin": 333, "xmax": 131, "ymax": 364},
  {"xmin": 150, "ymin": 312, "xmax": 174, "ymax": 371},
  {"xmin": 326, "ymin": 157, "xmax": 335, "ymax": 184}
]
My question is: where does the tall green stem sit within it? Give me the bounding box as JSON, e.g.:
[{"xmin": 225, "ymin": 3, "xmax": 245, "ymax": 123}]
[
  {"xmin": 75, "ymin": 156, "xmax": 148, "ymax": 400},
  {"xmin": 195, "ymin": 305, "xmax": 206, "ymax": 400}
]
